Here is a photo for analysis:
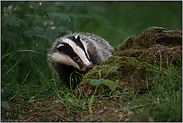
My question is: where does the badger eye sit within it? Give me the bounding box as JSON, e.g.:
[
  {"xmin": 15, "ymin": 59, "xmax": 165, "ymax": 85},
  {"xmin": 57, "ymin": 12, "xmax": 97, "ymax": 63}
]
[
  {"xmin": 56, "ymin": 46, "xmax": 62, "ymax": 51},
  {"xmin": 73, "ymin": 57, "xmax": 80, "ymax": 62}
]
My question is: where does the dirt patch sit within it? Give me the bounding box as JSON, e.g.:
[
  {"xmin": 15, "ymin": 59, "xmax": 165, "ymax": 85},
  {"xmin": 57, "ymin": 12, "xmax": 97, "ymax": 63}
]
[{"xmin": 4, "ymin": 96, "xmax": 151, "ymax": 122}]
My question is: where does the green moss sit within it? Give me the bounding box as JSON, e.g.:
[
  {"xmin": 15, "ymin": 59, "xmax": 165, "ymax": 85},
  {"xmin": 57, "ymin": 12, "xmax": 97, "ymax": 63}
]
[
  {"xmin": 138, "ymin": 50, "xmax": 152, "ymax": 63},
  {"xmin": 77, "ymin": 26, "xmax": 182, "ymax": 95},
  {"xmin": 117, "ymin": 35, "xmax": 136, "ymax": 50}
]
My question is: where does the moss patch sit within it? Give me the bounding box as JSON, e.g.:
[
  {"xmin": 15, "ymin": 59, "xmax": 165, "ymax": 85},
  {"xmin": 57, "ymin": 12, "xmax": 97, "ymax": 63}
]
[{"xmin": 76, "ymin": 26, "xmax": 182, "ymax": 98}]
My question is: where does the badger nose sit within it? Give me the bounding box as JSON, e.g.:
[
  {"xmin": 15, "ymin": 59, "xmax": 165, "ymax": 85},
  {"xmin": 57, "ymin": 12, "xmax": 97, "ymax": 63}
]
[
  {"xmin": 81, "ymin": 63, "xmax": 94, "ymax": 72},
  {"xmin": 88, "ymin": 63, "xmax": 94, "ymax": 69}
]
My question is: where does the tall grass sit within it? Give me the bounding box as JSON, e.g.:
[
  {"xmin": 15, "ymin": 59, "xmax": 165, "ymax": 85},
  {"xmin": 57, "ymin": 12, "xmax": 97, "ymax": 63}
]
[{"xmin": 126, "ymin": 49, "xmax": 182, "ymax": 121}]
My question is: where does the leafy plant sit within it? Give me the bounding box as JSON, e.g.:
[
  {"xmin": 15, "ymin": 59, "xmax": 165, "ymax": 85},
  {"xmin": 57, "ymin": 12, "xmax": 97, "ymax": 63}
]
[
  {"xmin": 88, "ymin": 66, "xmax": 118, "ymax": 114},
  {"xmin": 1, "ymin": 101, "xmax": 10, "ymax": 109},
  {"xmin": 90, "ymin": 66, "xmax": 118, "ymax": 90}
]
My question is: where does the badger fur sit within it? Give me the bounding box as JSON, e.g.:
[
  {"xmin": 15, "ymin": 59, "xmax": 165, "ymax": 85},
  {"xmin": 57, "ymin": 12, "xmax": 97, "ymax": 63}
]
[{"xmin": 47, "ymin": 33, "xmax": 113, "ymax": 89}]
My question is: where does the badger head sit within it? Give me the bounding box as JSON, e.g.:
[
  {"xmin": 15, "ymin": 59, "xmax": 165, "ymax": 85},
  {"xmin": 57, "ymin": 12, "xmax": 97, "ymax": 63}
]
[{"xmin": 49, "ymin": 35, "xmax": 93, "ymax": 72}]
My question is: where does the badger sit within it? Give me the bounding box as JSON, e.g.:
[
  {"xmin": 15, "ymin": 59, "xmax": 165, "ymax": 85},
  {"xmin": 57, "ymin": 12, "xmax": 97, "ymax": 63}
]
[{"xmin": 47, "ymin": 33, "xmax": 113, "ymax": 89}]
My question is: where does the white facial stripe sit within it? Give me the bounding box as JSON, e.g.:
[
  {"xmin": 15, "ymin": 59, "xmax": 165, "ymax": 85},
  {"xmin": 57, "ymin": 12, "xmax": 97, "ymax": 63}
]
[
  {"xmin": 62, "ymin": 38, "xmax": 76, "ymax": 47},
  {"xmin": 50, "ymin": 52, "xmax": 80, "ymax": 69},
  {"xmin": 80, "ymin": 39, "xmax": 91, "ymax": 61},
  {"xmin": 56, "ymin": 43, "xmax": 64, "ymax": 48},
  {"xmin": 76, "ymin": 47, "xmax": 91, "ymax": 66},
  {"xmin": 62, "ymin": 38, "xmax": 92, "ymax": 66}
]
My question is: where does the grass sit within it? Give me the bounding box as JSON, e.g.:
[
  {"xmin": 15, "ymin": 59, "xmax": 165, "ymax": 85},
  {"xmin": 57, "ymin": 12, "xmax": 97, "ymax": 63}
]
[
  {"xmin": 127, "ymin": 58, "xmax": 182, "ymax": 121},
  {"xmin": 1, "ymin": 1, "xmax": 182, "ymax": 122}
]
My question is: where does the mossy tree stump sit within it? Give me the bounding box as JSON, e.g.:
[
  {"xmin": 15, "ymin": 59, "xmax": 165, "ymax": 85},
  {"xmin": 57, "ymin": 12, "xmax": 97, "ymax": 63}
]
[{"xmin": 76, "ymin": 26, "xmax": 182, "ymax": 98}]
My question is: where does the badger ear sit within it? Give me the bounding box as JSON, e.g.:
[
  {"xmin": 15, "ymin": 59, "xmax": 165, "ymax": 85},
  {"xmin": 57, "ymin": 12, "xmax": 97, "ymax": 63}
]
[
  {"xmin": 68, "ymin": 35, "xmax": 80, "ymax": 41},
  {"xmin": 56, "ymin": 43, "xmax": 64, "ymax": 51},
  {"xmin": 75, "ymin": 35, "xmax": 80, "ymax": 40},
  {"xmin": 76, "ymin": 35, "xmax": 81, "ymax": 42},
  {"xmin": 74, "ymin": 35, "xmax": 81, "ymax": 43}
]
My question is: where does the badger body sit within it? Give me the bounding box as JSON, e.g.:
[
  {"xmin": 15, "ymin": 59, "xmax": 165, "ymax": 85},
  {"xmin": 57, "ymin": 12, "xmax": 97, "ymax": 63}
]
[{"xmin": 47, "ymin": 33, "xmax": 113, "ymax": 89}]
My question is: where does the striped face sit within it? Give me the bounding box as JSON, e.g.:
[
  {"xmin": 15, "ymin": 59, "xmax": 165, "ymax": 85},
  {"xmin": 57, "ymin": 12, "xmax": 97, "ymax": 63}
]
[{"xmin": 50, "ymin": 35, "xmax": 93, "ymax": 71}]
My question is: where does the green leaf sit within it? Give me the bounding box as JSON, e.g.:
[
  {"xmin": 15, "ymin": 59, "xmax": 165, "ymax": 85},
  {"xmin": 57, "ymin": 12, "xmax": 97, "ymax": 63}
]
[
  {"xmin": 45, "ymin": 26, "xmax": 66, "ymax": 40},
  {"xmin": 47, "ymin": 12, "xmax": 71, "ymax": 21},
  {"xmin": 23, "ymin": 30, "xmax": 33, "ymax": 37},
  {"xmin": 2, "ymin": 16, "xmax": 23, "ymax": 26},
  {"xmin": 42, "ymin": 19, "xmax": 52, "ymax": 25},
  {"xmin": 66, "ymin": 96, "xmax": 76, "ymax": 104},
  {"xmin": 103, "ymin": 79, "xmax": 116, "ymax": 91},
  {"xmin": 67, "ymin": 98, "xmax": 73, "ymax": 103},
  {"xmin": 1, "ymin": 100, "xmax": 10, "ymax": 109},
  {"xmin": 65, "ymin": 30, "xmax": 72, "ymax": 35},
  {"xmin": 32, "ymin": 26, "xmax": 44, "ymax": 33},
  {"xmin": 114, "ymin": 90, "xmax": 121, "ymax": 96},
  {"xmin": 108, "ymin": 66, "xmax": 118, "ymax": 73},
  {"xmin": 34, "ymin": 34, "xmax": 46, "ymax": 39},
  {"xmin": 23, "ymin": 26, "xmax": 46, "ymax": 38},
  {"xmin": 55, "ymin": 100, "xmax": 64, "ymax": 104},
  {"xmin": 90, "ymin": 79, "xmax": 102, "ymax": 85},
  {"xmin": 25, "ymin": 14, "xmax": 34, "ymax": 17},
  {"xmin": 108, "ymin": 66, "xmax": 118, "ymax": 72}
]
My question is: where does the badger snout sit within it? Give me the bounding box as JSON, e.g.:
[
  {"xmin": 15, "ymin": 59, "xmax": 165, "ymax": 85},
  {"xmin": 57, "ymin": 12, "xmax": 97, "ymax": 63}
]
[
  {"xmin": 88, "ymin": 63, "xmax": 94, "ymax": 69},
  {"xmin": 80, "ymin": 62, "xmax": 94, "ymax": 72}
]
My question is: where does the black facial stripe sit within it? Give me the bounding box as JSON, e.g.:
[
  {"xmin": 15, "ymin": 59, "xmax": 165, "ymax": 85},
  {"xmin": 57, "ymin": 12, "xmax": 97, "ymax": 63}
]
[
  {"xmin": 67, "ymin": 35, "xmax": 91, "ymax": 61},
  {"xmin": 56, "ymin": 42, "xmax": 84, "ymax": 68},
  {"xmin": 56, "ymin": 43, "xmax": 77, "ymax": 58}
]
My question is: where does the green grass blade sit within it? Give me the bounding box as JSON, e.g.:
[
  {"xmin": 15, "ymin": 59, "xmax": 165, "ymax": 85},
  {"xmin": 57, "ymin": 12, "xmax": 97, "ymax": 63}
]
[
  {"xmin": 2, "ymin": 54, "xmax": 25, "ymax": 78},
  {"xmin": 18, "ymin": 50, "xmax": 43, "ymax": 55}
]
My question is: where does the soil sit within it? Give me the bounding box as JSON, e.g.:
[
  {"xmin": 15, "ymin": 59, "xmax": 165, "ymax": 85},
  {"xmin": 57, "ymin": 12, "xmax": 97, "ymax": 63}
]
[{"xmin": 2, "ymin": 26, "xmax": 182, "ymax": 122}]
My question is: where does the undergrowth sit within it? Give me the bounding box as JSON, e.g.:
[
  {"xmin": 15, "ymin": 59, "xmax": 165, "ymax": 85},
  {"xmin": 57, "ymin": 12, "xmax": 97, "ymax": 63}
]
[
  {"xmin": 1, "ymin": 1, "xmax": 182, "ymax": 122},
  {"xmin": 126, "ymin": 57, "xmax": 182, "ymax": 121}
]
